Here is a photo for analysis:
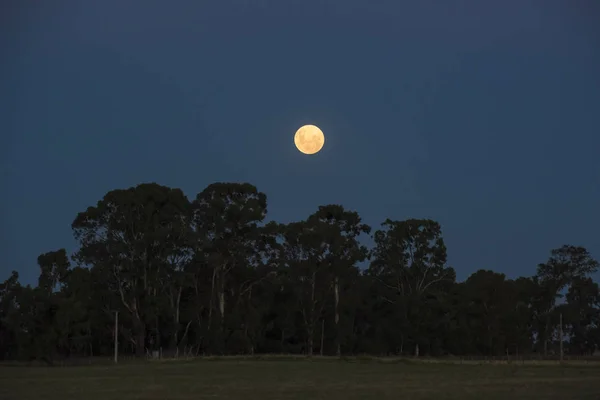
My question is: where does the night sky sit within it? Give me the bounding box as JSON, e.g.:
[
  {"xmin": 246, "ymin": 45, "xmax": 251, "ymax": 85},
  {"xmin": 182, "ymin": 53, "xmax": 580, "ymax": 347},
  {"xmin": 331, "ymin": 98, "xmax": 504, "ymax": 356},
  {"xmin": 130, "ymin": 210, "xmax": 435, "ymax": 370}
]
[{"xmin": 2, "ymin": 1, "xmax": 599, "ymax": 285}]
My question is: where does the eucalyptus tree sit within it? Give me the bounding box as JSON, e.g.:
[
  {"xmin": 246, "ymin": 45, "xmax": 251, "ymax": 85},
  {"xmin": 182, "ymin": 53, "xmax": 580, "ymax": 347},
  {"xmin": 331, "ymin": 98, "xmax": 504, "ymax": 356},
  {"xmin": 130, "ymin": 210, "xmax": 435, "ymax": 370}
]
[
  {"xmin": 3, "ymin": 178, "xmax": 600, "ymax": 360},
  {"xmin": 72, "ymin": 183, "xmax": 191, "ymax": 356},
  {"xmin": 534, "ymin": 245, "xmax": 599, "ymax": 356},
  {"xmin": 306, "ymin": 205, "xmax": 370, "ymax": 356},
  {"xmin": 0, "ymin": 271, "xmax": 20, "ymax": 359},
  {"xmin": 191, "ymin": 182, "xmax": 274, "ymax": 352},
  {"xmin": 563, "ymin": 277, "xmax": 600, "ymax": 355},
  {"xmin": 368, "ymin": 219, "xmax": 455, "ymax": 356},
  {"xmin": 279, "ymin": 219, "xmax": 332, "ymax": 356}
]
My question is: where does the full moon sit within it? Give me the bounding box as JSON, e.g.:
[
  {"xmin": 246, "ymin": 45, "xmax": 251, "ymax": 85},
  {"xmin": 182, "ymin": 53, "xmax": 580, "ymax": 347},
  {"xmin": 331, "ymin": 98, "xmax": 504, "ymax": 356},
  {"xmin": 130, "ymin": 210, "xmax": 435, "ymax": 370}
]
[{"xmin": 294, "ymin": 125, "xmax": 325, "ymax": 155}]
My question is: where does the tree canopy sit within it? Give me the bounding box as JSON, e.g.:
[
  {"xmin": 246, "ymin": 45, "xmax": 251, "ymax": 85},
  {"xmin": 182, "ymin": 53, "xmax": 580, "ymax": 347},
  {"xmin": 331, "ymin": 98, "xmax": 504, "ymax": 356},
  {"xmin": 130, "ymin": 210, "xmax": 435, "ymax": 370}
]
[{"xmin": 1, "ymin": 182, "xmax": 598, "ymax": 362}]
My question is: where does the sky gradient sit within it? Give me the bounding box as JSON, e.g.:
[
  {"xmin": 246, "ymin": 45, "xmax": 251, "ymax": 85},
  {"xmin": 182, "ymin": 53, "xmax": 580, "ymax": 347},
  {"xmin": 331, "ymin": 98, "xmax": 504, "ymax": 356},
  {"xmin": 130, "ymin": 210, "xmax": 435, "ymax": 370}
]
[{"xmin": 2, "ymin": 1, "xmax": 599, "ymax": 285}]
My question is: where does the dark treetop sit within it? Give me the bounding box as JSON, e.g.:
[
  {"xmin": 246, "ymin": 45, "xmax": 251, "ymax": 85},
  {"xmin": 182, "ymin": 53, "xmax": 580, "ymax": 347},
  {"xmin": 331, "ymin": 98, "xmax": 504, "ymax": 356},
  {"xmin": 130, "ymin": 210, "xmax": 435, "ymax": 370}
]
[{"xmin": 0, "ymin": 182, "xmax": 599, "ymax": 360}]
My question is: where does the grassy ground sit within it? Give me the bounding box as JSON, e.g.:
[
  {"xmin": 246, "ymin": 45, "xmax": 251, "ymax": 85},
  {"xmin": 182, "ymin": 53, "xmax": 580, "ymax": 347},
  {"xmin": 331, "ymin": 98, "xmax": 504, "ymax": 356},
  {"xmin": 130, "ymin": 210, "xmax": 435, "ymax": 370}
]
[{"xmin": 1, "ymin": 357, "xmax": 599, "ymax": 400}]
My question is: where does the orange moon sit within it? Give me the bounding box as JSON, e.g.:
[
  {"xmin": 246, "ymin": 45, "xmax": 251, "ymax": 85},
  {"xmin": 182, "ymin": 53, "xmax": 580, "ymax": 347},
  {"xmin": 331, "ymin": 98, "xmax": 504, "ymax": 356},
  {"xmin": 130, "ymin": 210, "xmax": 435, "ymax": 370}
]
[{"xmin": 294, "ymin": 125, "xmax": 325, "ymax": 155}]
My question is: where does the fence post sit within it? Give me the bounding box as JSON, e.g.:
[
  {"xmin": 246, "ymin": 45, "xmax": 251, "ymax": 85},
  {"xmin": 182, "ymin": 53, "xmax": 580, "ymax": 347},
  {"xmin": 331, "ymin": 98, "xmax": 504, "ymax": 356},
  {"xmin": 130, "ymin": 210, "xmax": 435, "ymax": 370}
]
[{"xmin": 114, "ymin": 311, "xmax": 119, "ymax": 364}]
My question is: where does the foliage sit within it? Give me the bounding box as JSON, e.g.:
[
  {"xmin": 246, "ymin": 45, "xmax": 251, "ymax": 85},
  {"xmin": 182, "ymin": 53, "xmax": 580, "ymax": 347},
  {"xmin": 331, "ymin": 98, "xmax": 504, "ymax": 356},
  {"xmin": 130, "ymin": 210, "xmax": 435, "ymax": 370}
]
[{"xmin": 1, "ymin": 182, "xmax": 599, "ymax": 360}]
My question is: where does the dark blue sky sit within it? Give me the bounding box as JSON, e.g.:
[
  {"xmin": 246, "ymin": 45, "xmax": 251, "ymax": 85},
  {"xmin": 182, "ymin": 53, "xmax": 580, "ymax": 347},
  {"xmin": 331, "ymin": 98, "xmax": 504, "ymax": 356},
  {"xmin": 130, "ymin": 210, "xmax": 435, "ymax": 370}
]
[{"xmin": 2, "ymin": 1, "xmax": 599, "ymax": 285}]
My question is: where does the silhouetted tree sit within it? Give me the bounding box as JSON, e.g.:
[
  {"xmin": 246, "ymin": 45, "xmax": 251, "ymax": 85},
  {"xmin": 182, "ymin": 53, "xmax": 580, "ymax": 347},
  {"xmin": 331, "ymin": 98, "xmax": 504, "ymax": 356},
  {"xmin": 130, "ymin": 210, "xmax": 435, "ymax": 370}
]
[
  {"xmin": 1, "ymin": 182, "xmax": 598, "ymax": 361},
  {"xmin": 368, "ymin": 219, "xmax": 456, "ymax": 356}
]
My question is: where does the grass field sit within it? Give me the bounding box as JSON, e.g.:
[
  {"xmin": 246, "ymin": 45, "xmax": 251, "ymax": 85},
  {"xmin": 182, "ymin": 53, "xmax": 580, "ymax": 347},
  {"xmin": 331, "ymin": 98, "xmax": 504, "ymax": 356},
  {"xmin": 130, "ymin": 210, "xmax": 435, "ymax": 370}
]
[{"xmin": 1, "ymin": 357, "xmax": 599, "ymax": 400}]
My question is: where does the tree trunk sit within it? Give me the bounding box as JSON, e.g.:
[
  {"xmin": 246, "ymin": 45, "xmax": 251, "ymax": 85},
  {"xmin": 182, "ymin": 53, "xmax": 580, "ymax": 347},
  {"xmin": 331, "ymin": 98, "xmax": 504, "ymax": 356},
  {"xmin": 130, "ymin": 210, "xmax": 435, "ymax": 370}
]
[
  {"xmin": 334, "ymin": 277, "xmax": 341, "ymax": 357},
  {"xmin": 415, "ymin": 343, "xmax": 419, "ymax": 357},
  {"xmin": 219, "ymin": 269, "xmax": 226, "ymax": 328},
  {"xmin": 173, "ymin": 287, "xmax": 182, "ymax": 351},
  {"xmin": 320, "ymin": 319, "xmax": 325, "ymax": 356},
  {"xmin": 307, "ymin": 272, "xmax": 316, "ymax": 357},
  {"xmin": 246, "ymin": 288, "xmax": 254, "ymax": 355},
  {"xmin": 543, "ymin": 314, "xmax": 551, "ymax": 357},
  {"xmin": 134, "ymin": 319, "xmax": 146, "ymax": 357},
  {"xmin": 219, "ymin": 289, "xmax": 225, "ymax": 327},
  {"xmin": 307, "ymin": 325, "xmax": 314, "ymax": 357},
  {"xmin": 155, "ymin": 316, "xmax": 160, "ymax": 351},
  {"xmin": 179, "ymin": 320, "xmax": 193, "ymax": 352},
  {"xmin": 207, "ymin": 267, "xmax": 217, "ymax": 332}
]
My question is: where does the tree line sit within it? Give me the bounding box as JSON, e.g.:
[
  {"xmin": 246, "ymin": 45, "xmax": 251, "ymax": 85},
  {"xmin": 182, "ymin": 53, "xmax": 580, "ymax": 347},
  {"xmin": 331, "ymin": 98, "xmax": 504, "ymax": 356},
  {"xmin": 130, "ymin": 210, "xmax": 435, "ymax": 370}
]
[{"xmin": 1, "ymin": 182, "xmax": 599, "ymax": 363}]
